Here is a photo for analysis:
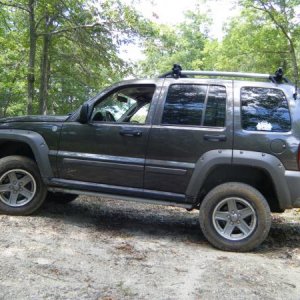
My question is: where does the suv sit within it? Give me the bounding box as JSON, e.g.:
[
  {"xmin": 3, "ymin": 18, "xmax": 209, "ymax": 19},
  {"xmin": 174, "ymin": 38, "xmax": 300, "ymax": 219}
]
[{"xmin": 0, "ymin": 65, "xmax": 299, "ymax": 251}]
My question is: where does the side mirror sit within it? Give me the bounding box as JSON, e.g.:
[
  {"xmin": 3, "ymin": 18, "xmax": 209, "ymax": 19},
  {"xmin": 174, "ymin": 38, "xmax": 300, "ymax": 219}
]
[{"xmin": 79, "ymin": 103, "xmax": 89, "ymax": 124}]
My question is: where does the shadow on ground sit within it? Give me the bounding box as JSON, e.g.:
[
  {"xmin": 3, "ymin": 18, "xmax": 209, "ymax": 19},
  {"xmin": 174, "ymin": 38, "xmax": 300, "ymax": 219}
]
[
  {"xmin": 38, "ymin": 196, "xmax": 300, "ymax": 252},
  {"xmin": 39, "ymin": 197, "xmax": 204, "ymax": 244}
]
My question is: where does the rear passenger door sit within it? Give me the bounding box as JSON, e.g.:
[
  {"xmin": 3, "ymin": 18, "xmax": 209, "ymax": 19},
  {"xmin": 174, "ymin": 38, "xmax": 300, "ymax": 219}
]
[{"xmin": 144, "ymin": 78, "xmax": 233, "ymax": 198}]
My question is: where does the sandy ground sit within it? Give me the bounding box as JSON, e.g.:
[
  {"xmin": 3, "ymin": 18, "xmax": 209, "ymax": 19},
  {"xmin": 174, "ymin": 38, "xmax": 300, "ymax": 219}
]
[{"xmin": 1, "ymin": 196, "xmax": 300, "ymax": 300}]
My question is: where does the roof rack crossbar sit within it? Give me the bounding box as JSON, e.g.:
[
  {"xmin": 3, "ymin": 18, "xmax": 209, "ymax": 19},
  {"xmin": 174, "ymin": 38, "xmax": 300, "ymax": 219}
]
[
  {"xmin": 159, "ymin": 64, "xmax": 290, "ymax": 84},
  {"xmin": 180, "ymin": 70, "xmax": 271, "ymax": 80}
]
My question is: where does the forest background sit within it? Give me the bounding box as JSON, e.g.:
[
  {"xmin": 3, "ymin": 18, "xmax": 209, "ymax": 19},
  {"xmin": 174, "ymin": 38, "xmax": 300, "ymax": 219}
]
[{"xmin": 0, "ymin": 0, "xmax": 299, "ymax": 117}]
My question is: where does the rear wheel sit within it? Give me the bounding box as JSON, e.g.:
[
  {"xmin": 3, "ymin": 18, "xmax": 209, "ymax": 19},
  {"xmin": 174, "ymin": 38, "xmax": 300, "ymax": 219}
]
[
  {"xmin": 199, "ymin": 182, "xmax": 271, "ymax": 252},
  {"xmin": 0, "ymin": 156, "xmax": 47, "ymax": 215}
]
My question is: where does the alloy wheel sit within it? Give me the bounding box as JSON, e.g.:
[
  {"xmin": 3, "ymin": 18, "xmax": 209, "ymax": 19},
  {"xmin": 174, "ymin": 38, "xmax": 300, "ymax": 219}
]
[{"xmin": 0, "ymin": 169, "xmax": 37, "ymax": 207}]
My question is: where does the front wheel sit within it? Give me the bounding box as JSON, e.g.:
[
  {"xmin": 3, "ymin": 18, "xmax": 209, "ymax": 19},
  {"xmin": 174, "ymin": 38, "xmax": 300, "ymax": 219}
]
[
  {"xmin": 0, "ymin": 156, "xmax": 47, "ymax": 215},
  {"xmin": 199, "ymin": 182, "xmax": 271, "ymax": 252}
]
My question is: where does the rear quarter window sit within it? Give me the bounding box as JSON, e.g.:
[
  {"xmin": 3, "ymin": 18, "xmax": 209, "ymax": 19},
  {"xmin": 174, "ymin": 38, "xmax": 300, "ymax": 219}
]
[{"xmin": 241, "ymin": 87, "xmax": 291, "ymax": 132}]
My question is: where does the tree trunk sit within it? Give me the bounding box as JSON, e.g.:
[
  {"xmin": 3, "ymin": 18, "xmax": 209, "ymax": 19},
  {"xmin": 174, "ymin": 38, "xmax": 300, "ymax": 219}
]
[
  {"xmin": 288, "ymin": 39, "xmax": 299, "ymax": 83},
  {"xmin": 39, "ymin": 15, "xmax": 53, "ymax": 115},
  {"xmin": 39, "ymin": 34, "xmax": 51, "ymax": 114},
  {"xmin": 3, "ymin": 96, "xmax": 10, "ymax": 117},
  {"xmin": 27, "ymin": 0, "xmax": 36, "ymax": 114},
  {"xmin": 0, "ymin": 98, "xmax": 5, "ymax": 117}
]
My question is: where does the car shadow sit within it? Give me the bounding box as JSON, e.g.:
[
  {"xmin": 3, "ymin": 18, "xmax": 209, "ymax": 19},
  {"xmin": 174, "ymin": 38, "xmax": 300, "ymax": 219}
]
[
  {"xmin": 38, "ymin": 197, "xmax": 206, "ymax": 245},
  {"xmin": 37, "ymin": 197, "xmax": 300, "ymax": 252}
]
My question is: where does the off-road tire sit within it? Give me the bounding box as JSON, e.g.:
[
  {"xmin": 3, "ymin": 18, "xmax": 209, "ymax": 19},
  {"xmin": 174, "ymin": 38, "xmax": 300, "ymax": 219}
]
[
  {"xmin": 199, "ymin": 182, "xmax": 271, "ymax": 252},
  {"xmin": 0, "ymin": 155, "xmax": 47, "ymax": 215}
]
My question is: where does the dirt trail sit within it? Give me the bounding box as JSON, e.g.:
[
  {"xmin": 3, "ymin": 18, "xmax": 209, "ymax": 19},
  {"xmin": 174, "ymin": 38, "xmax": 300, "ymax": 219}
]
[{"xmin": 1, "ymin": 196, "xmax": 300, "ymax": 299}]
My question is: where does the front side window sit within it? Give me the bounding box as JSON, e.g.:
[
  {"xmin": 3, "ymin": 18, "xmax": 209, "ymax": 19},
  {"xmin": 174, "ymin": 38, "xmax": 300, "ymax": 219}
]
[
  {"xmin": 162, "ymin": 84, "xmax": 226, "ymax": 127},
  {"xmin": 92, "ymin": 85, "xmax": 155, "ymax": 124},
  {"xmin": 241, "ymin": 87, "xmax": 291, "ymax": 132},
  {"xmin": 130, "ymin": 103, "xmax": 150, "ymax": 124}
]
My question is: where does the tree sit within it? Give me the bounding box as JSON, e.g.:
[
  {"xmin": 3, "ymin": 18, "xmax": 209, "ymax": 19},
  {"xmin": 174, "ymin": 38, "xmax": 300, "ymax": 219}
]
[
  {"xmin": 203, "ymin": 10, "xmax": 289, "ymax": 74},
  {"xmin": 0, "ymin": 0, "xmax": 37, "ymax": 114},
  {"xmin": 239, "ymin": 0, "xmax": 300, "ymax": 82},
  {"xmin": 0, "ymin": 5, "xmax": 27, "ymax": 117},
  {"xmin": 36, "ymin": 0, "xmax": 151, "ymax": 114},
  {"xmin": 0, "ymin": 0, "xmax": 151, "ymax": 116},
  {"xmin": 138, "ymin": 7, "xmax": 210, "ymax": 76}
]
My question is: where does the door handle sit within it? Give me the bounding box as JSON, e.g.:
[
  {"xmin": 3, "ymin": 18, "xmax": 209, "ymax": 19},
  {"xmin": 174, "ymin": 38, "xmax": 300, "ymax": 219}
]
[
  {"xmin": 119, "ymin": 129, "xmax": 142, "ymax": 137},
  {"xmin": 203, "ymin": 134, "xmax": 227, "ymax": 142}
]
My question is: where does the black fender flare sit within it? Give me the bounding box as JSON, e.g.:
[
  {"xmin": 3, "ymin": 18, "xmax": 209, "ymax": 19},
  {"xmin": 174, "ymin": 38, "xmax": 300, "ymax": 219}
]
[
  {"xmin": 186, "ymin": 149, "xmax": 292, "ymax": 209},
  {"xmin": 186, "ymin": 149, "xmax": 232, "ymax": 200},
  {"xmin": 232, "ymin": 150, "xmax": 291, "ymax": 209},
  {"xmin": 0, "ymin": 129, "xmax": 53, "ymax": 181}
]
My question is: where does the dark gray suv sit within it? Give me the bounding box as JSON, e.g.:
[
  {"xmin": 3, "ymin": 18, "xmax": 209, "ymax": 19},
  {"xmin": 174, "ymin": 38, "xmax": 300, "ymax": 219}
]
[{"xmin": 0, "ymin": 65, "xmax": 299, "ymax": 252}]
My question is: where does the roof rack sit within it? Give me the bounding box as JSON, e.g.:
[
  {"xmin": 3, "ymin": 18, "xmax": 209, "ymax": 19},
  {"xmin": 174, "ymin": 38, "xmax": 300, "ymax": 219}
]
[{"xmin": 159, "ymin": 64, "xmax": 291, "ymax": 84}]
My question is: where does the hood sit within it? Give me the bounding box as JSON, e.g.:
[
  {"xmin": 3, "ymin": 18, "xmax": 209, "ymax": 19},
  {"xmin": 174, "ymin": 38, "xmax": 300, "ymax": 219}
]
[{"xmin": 0, "ymin": 115, "xmax": 69, "ymax": 123}]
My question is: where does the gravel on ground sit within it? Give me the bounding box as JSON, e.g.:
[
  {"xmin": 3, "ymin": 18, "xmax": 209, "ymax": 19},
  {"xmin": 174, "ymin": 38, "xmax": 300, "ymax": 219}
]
[{"xmin": 1, "ymin": 196, "xmax": 300, "ymax": 299}]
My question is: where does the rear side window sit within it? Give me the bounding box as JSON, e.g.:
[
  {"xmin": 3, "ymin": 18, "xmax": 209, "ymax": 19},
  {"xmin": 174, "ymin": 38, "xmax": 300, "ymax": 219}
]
[
  {"xmin": 162, "ymin": 84, "xmax": 226, "ymax": 127},
  {"xmin": 241, "ymin": 87, "xmax": 291, "ymax": 132},
  {"xmin": 162, "ymin": 84, "xmax": 207, "ymax": 126}
]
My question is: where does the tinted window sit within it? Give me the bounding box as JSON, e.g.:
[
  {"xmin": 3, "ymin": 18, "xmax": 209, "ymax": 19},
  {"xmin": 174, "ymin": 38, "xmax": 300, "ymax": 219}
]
[
  {"xmin": 162, "ymin": 85, "xmax": 207, "ymax": 125},
  {"xmin": 162, "ymin": 84, "xmax": 226, "ymax": 127},
  {"xmin": 241, "ymin": 87, "xmax": 291, "ymax": 132},
  {"xmin": 203, "ymin": 85, "xmax": 226, "ymax": 127}
]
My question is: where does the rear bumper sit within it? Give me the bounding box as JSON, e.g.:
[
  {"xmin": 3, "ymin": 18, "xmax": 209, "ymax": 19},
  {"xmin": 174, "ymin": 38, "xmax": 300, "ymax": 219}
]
[{"xmin": 285, "ymin": 170, "xmax": 300, "ymax": 208}]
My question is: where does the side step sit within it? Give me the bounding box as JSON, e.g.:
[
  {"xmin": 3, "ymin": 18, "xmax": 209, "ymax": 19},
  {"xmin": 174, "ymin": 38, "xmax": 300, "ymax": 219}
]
[{"xmin": 48, "ymin": 187, "xmax": 194, "ymax": 210}]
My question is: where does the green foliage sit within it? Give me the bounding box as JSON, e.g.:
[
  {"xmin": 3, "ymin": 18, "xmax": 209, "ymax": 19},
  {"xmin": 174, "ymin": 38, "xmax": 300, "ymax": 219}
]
[
  {"xmin": 203, "ymin": 10, "xmax": 288, "ymax": 74},
  {"xmin": 0, "ymin": 6, "xmax": 27, "ymax": 116},
  {"xmin": 138, "ymin": 7, "xmax": 211, "ymax": 76},
  {"xmin": 138, "ymin": 0, "xmax": 299, "ymax": 81},
  {"xmin": 238, "ymin": 0, "xmax": 300, "ymax": 81},
  {"xmin": 1, "ymin": 0, "xmax": 300, "ymax": 117},
  {"xmin": 0, "ymin": 0, "xmax": 152, "ymax": 116}
]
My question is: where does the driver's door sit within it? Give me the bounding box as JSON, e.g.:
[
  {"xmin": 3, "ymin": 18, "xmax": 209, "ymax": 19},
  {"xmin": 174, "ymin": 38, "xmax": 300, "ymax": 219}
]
[{"xmin": 57, "ymin": 83, "xmax": 158, "ymax": 190}]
